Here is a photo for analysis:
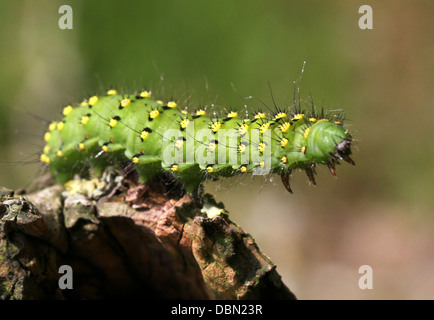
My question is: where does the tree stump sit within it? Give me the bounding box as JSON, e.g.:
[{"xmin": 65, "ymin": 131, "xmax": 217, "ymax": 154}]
[{"xmin": 0, "ymin": 173, "xmax": 296, "ymax": 300}]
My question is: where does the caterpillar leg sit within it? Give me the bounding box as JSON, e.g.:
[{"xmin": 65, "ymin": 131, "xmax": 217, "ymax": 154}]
[
  {"xmin": 281, "ymin": 172, "xmax": 293, "ymax": 194},
  {"xmin": 171, "ymin": 163, "xmax": 205, "ymax": 196},
  {"xmin": 134, "ymin": 156, "xmax": 163, "ymax": 184}
]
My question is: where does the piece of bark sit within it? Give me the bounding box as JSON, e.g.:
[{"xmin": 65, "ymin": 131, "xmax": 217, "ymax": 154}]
[{"xmin": 0, "ymin": 174, "xmax": 296, "ymax": 300}]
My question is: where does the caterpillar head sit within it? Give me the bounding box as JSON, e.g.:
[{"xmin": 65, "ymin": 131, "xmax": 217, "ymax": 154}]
[
  {"xmin": 333, "ymin": 136, "xmax": 354, "ymax": 165},
  {"xmin": 280, "ymin": 121, "xmax": 354, "ymax": 193},
  {"xmin": 304, "ymin": 121, "xmax": 354, "ymax": 164}
]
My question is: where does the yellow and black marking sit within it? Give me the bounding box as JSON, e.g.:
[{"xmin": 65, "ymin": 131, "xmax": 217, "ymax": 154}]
[
  {"xmin": 254, "ymin": 112, "xmax": 266, "ymax": 120},
  {"xmin": 238, "ymin": 122, "xmax": 249, "ymax": 136},
  {"xmin": 193, "ymin": 109, "xmax": 206, "ymax": 118},
  {"xmin": 273, "ymin": 112, "xmax": 287, "ymax": 120},
  {"xmin": 89, "ymin": 96, "xmax": 99, "ymax": 106},
  {"xmin": 137, "ymin": 90, "xmax": 151, "ymax": 99},
  {"xmin": 57, "ymin": 122, "xmax": 64, "ymax": 131},
  {"xmin": 208, "ymin": 140, "xmax": 217, "ymax": 152},
  {"xmin": 179, "ymin": 118, "xmax": 190, "ymax": 130},
  {"xmin": 303, "ymin": 126, "xmax": 311, "ymax": 139},
  {"xmin": 81, "ymin": 114, "xmax": 91, "ymax": 125},
  {"xmin": 109, "ymin": 116, "xmax": 121, "ymax": 128},
  {"xmin": 174, "ymin": 137, "xmax": 185, "ymax": 150},
  {"xmin": 63, "ymin": 105, "xmax": 73, "ymax": 116},
  {"xmin": 165, "ymin": 101, "xmax": 178, "ymax": 109},
  {"xmin": 238, "ymin": 142, "xmax": 248, "ymax": 154},
  {"xmin": 291, "ymin": 113, "xmax": 305, "ymax": 121},
  {"xmin": 259, "ymin": 121, "xmax": 270, "ymax": 134},
  {"xmin": 120, "ymin": 98, "xmax": 131, "ymax": 108},
  {"xmin": 132, "ymin": 152, "xmax": 143, "ymax": 164},
  {"xmin": 149, "ymin": 108, "xmax": 160, "ymax": 120},
  {"xmin": 210, "ymin": 120, "xmax": 222, "ymax": 133},
  {"xmin": 279, "ymin": 121, "xmax": 291, "ymax": 133},
  {"xmin": 140, "ymin": 127, "xmax": 152, "ymax": 141},
  {"xmin": 102, "ymin": 142, "xmax": 111, "ymax": 153},
  {"xmin": 223, "ymin": 111, "xmax": 238, "ymax": 121}
]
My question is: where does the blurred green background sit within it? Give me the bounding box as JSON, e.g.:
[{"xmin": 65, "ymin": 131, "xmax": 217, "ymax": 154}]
[{"xmin": 0, "ymin": 0, "xmax": 433, "ymax": 299}]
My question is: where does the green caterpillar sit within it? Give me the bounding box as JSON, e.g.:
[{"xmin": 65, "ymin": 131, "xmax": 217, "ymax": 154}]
[{"xmin": 40, "ymin": 89, "xmax": 354, "ymax": 195}]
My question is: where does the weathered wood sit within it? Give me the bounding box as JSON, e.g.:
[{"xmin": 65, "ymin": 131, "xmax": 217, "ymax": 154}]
[{"xmin": 0, "ymin": 174, "xmax": 296, "ymax": 300}]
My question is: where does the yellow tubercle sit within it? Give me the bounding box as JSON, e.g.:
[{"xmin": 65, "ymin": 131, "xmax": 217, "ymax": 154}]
[
  {"xmin": 49, "ymin": 122, "xmax": 57, "ymax": 131},
  {"xmin": 140, "ymin": 130, "xmax": 149, "ymax": 141},
  {"xmin": 301, "ymin": 146, "xmax": 306, "ymax": 154},
  {"xmin": 78, "ymin": 143, "xmax": 85, "ymax": 151},
  {"xmin": 81, "ymin": 115, "xmax": 90, "ymax": 125},
  {"xmin": 139, "ymin": 90, "xmax": 151, "ymax": 98},
  {"xmin": 63, "ymin": 105, "xmax": 73, "ymax": 116},
  {"xmin": 171, "ymin": 164, "xmax": 178, "ymax": 172},
  {"xmin": 175, "ymin": 139, "xmax": 184, "ymax": 150},
  {"xmin": 88, "ymin": 96, "xmax": 99, "ymax": 106},
  {"xmin": 279, "ymin": 122, "xmax": 291, "ymax": 133},
  {"xmin": 280, "ymin": 138, "xmax": 289, "ymax": 148},
  {"xmin": 254, "ymin": 112, "xmax": 266, "ymax": 119},
  {"xmin": 102, "ymin": 145, "xmax": 109, "ymax": 152},
  {"xmin": 303, "ymin": 126, "xmax": 311, "ymax": 139},
  {"xmin": 132, "ymin": 157, "xmax": 139, "ymax": 164},
  {"xmin": 109, "ymin": 118, "xmax": 118, "ymax": 128},
  {"xmin": 259, "ymin": 122, "xmax": 270, "ymax": 133},
  {"xmin": 240, "ymin": 166, "xmax": 247, "ymax": 173},
  {"xmin": 40, "ymin": 153, "xmax": 50, "ymax": 164},
  {"xmin": 210, "ymin": 121, "xmax": 222, "ymax": 132},
  {"xmin": 206, "ymin": 166, "xmax": 214, "ymax": 173},
  {"xmin": 107, "ymin": 89, "xmax": 117, "ymax": 95},
  {"xmin": 238, "ymin": 123, "xmax": 249, "ymax": 136},
  {"xmin": 56, "ymin": 150, "xmax": 63, "ymax": 157},
  {"xmin": 274, "ymin": 112, "xmax": 287, "ymax": 120},
  {"xmin": 57, "ymin": 122, "xmax": 64, "ymax": 131},
  {"xmin": 167, "ymin": 101, "xmax": 177, "ymax": 108},
  {"xmin": 292, "ymin": 113, "xmax": 305, "ymax": 121},
  {"xmin": 208, "ymin": 142, "xmax": 217, "ymax": 152},
  {"xmin": 44, "ymin": 132, "xmax": 51, "ymax": 142},
  {"xmin": 149, "ymin": 109, "xmax": 160, "ymax": 119},
  {"xmin": 180, "ymin": 118, "xmax": 190, "ymax": 129},
  {"xmin": 120, "ymin": 98, "xmax": 131, "ymax": 107},
  {"xmin": 196, "ymin": 109, "xmax": 206, "ymax": 116},
  {"xmin": 227, "ymin": 111, "xmax": 238, "ymax": 118},
  {"xmin": 238, "ymin": 143, "xmax": 247, "ymax": 154}
]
